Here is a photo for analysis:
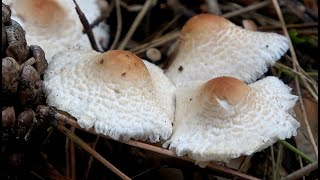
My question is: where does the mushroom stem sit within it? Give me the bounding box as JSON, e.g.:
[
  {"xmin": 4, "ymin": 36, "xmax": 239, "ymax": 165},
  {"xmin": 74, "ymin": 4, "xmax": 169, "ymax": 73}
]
[{"xmin": 57, "ymin": 125, "xmax": 131, "ymax": 180}]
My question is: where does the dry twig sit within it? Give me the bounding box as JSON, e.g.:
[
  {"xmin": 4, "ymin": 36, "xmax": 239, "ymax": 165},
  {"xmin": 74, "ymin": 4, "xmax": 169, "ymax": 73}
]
[
  {"xmin": 65, "ymin": 131, "xmax": 71, "ymax": 178},
  {"xmin": 70, "ymin": 127, "xmax": 76, "ymax": 180},
  {"xmin": 84, "ymin": 135, "xmax": 100, "ymax": 180},
  {"xmin": 270, "ymin": 146, "xmax": 276, "ymax": 180},
  {"xmin": 38, "ymin": 106, "xmax": 261, "ymax": 180},
  {"xmin": 284, "ymin": 55, "xmax": 318, "ymax": 95},
  {"xmin": 109, "ymin": 0, "xmax": 122, "ymax": 50},
  {"xmin": 223, "ymin": 2, "xmax": 281, "ymax": 26},
  {"xmin": 130, "ymin": 31, "xmax": 180, "ymax": 54},
  {"xmin": 57, "ymin": 125, "xmax": 131, "ymax": 180},
  {"xmin": 118, "ymin": 0, "xmax": 156, "ymax": 50},
  {"xmin": 271, "ymin": 0, "xmax": 318, "ymax": 158},
  {"xmin": 167, "ymin": 0, "xmax": 196, "ymax": 17},
  {"xmin": 222, "ymin": 0, "xmax": 272, "ymax": 18},
  {"xmin": 258, "ymin": 22, "xmax": 318, "ymax": 31},
  {"xmin": 282, "ymin": 161, "xmax": 318, "ymax": 180},
  {"xmin": 72, "ymin": 0, "xmax": 100, "ymax": 52},
  {"xmin": 205, "ymin": 0, "xmax": 222, "ymax": 15}
]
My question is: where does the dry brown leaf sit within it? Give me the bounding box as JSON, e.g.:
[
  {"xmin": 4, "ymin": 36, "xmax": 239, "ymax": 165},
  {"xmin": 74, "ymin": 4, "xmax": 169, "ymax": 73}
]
[{"xmin": 294, "ymin": 91, "xmax": 318, "ymax": 160}]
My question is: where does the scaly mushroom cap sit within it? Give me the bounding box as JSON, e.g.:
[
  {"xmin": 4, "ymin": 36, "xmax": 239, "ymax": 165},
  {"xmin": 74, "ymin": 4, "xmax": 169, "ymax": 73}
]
[
  {"xmin": 163, "ymin": 76, "xmax": 300, "ymax": 165},
  {"xmin": 4, "ymin": 0, "xmax": 109, "ymax": 62},
  {"xmin": 165, "ymin": 14, "xmax": 289, "ymax": 86},
  {"xmin": 44, "ymin": 48, "xmax": 175, "ymax": 142}
]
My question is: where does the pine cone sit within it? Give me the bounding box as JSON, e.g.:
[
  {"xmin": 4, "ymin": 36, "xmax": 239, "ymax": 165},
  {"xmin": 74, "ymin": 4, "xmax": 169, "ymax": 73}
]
[{"xmin": 1, "ymin": 2, "xmax": 50, "ymax": 156}]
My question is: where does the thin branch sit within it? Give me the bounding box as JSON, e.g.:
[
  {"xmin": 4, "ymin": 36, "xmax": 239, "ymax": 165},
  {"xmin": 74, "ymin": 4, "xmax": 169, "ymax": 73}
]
[
  {"xmin": 271, "ymin": 0, "xmax": 318, "ymax": 158},
  {"xmin": 37, "ymin": 106, "xmax": 261, "ymax": 180},
  {"xmin": 274, "ymin": 63, "xmax": 315, "ymax": 86},
  {"xmin": 298, "ymin": 155, "xmax": 306, "ymax": 180},
  {"xmin": 110, "ymin": 0, "xmax": 122, "ymax": 50},
  {"xmin": 131, "ymin": 165, "xmax": 168, "ymax": 179},
  {"xmin": 109, "ymin": 0, "xmax": 122, "ymax": 50},
  {"xmin": 73, "ymin": 0, "xmax": 100, "ymax": 52},
  {"xmin": 284, "ymin": 55, "xmax": 318, "ymax": 95},
  {"xmin": 258, "ymin": 22, "xmax": 318, "ymax": 31},
  {"xmin": 222, "ymin": 0, "xmax": 272, "ymax": 18},
  {"xmin": 123, "ymin": 140, "xmax": 261, "ymax": 180},
  {"xmin": 274, "ymin": 63, "xmax": 318, "ymax": 100},
  {"xmin": 205, "ymin": 0, "xmax": 222, "ymax": 15},
  {"xmin": 29, "ymin": 171, "xmax": 46, "ymax": 180},
  {"xmin": 66, "ymin": 132, "xmax": 71, "ymax": 178},
  {"xmin": 222, "ymin": 2, "xmax": 281, "ymax": 26},
  {"xmin": 57, "ymin": 125, "xmax": 131, "ymax": 180},
  {"xmin": 275, "ymin": 143, "xmax": 283, "ymax": 179},
  {"xmin": 120, "ymin": 1, "xmax": 143, "ymax": 12},
  {"xmin": 130, "ymin": 31, "xmax": 180, "ymax": 54},
  {"xmin": 84, "ymin": 135, "xmax": 100, "ymax": 180},
  {"xmin": 70, "ymin": 127, "xmax": 76, "ymax": 180},
  {"xmin": 238, "ymin": 155, "xmax": 252, "ymax": 173},
  {"xmin": 167, "ymin": 0, "xmax": 196, "ymax": 17},
  {"xmin": 118, "ymin": 0, "xmax": 155, "ymax": 50},
  {"xmin": 279, "ymin": 140, "xmax": 315, "ymax": 163},
  {"xmin": 153, "ymin": 13, "xmax": 182, "ymax": 39},
  {"xmin": 270, "ymin": 146, "xmax": 276, "ymax": 180},
  {"xmin": 62, "ymin": 116, "xmax": 260, "ymax": 179},
  {"xmin": 282, "ymin": 161, "xmax": 318, "ymax": 180}
]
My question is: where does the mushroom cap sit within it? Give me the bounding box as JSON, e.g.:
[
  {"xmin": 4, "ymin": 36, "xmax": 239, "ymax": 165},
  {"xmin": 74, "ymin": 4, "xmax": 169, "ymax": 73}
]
[
  {"xmin": 163, "ymin": 76, "xmax": 300, "ymax": 164},
  {"xmin": 4, "ymin": 0, "xmax": 109, "ymax": 62},
  {"xmin": 44, "ymin": 48, "xmax": 175, "ymax": 142},
  {"xmin": 165, "ymin": 14, "xmax": 289, "ymax": 86}
]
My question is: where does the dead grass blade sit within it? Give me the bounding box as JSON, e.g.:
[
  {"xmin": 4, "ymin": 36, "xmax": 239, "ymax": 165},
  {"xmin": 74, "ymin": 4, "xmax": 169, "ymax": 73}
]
[
  {"xmin": 271, "ymin": 0, "xmax": 318, "ymax": 158},
  {"xmin": 282, "ymin": 161, "xmax": 318, "ymax": 180},
  {"xmin": 57, "ymin": 125, "xmax": 131, "ymax": 180},
  {"xmin": 118, "ymin": 0, "xmax": 156, "ymax": 50},
  {"xmin": 72, "ymin": 0, "xmax": 100, "ymax": 52}
]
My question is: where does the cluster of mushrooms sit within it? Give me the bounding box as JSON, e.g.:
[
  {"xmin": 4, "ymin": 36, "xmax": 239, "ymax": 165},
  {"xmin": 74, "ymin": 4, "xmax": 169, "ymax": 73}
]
[{"xmin": 4, "ymin": 1, "xmax": 300, "ymax": 167}]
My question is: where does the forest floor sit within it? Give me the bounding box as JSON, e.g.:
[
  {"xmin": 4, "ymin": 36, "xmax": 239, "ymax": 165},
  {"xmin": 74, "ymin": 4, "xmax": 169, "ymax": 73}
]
[{"xmin": 1, "ymin": 0, "xmax": 318, "ymax": 180}]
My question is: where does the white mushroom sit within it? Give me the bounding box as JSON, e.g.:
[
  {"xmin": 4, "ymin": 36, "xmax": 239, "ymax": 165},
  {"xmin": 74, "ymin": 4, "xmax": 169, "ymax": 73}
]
[
  {"xmin": 44, "ymin": 48, "xmax": 175, "ymax": 143},
  {"xmin": 165, "ymin": 14, "xmax": 289, "ymax": 86},
  {"xmin": 163, "ymin": 76, "xmax": 300, "ymax": 166},
  {"xmin": 4, "ymin": 0, "xmax": 109, "ymax": 62}
]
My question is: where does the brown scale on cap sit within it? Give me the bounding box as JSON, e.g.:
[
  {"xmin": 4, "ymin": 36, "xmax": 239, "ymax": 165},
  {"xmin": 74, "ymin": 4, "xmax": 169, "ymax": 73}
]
[
  {"xmin": 94, "ymin": 50, "xmax": 151, "ymax": 83},
  {"xmin": 200, "ymin": 76, "xmax": 251, "ymax": 106},
  {"xmin": 181, "ymin": 14, "xmax": 229, "ymax": 38}
]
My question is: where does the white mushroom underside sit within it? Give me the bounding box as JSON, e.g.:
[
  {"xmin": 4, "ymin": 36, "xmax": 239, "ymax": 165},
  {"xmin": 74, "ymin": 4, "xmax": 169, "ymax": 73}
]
[
  {"xmin": 44, "ymin": 49, "xmax": 175, "ymax": 143},
  {"xmin": 5, "ymin": 0, "xmax": 109, "ymax": 62},
  {"xmin": 165, "ymin": 24, "xmax": 289, "ymax": 86},
  {"xmin": 163, "ymin": 76, "xmax": 300, "ymax": 164}
]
